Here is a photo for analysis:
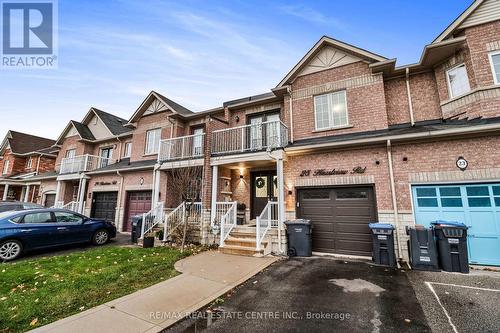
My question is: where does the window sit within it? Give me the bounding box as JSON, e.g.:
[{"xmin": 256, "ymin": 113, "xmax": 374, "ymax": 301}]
[
  {"xmin": 23, "ymin": 212, "xmax": 54, "ymax": 224},
  {"xmin": 466, "ymin": 186, "xmax": 492, "ymax": 207},
  {"xmin": 123, "ymin": 142, "xmax": 132, "ymax": 158},
  {"xmin": 337, "ymin": 189, "xmax": 368, "ymax": 199},
  {"xmin": 415, "ymin": 187, "xmax": 438, "ymax": 207},
  {"xmin": 439, "ymin": 187, "xmax": 463, "ymax": 207},
  {"xmin": 2, "ymin": 159, "xmax": 10, "ymax": 175},
  {"xmin": 26, "ymin": 157, "xmax": 33, "ymax": 169},
  {"xmin": 302, "ymin": 190, "xmax": 330, "ymax": 200},
  {"xmin": 314, "ymin": 91, "xmax": 348, "ymax": 130},
  {"xmin": 446, "ymin": 64, "xmax": 471, "ymax": 98},
  {"xmin": 54, "ymin": 212, "xmax": 83, "ymax": 223},
  {"xmin": 99, "ymin": 147, "xmax": 113, "ymax": 168},
  {"xmin": 65, "ymin": 149, "xmax": 76, "ymax": 158},
  {"xmin": 192, "ymin": 128, "xmax": 204, "ymax": 156},
  {"xmin": 145, "ymin": 128, "xmax": 161, "ymax": 155},
  {"xmin": 488, "ymin": 51, "xmax": 500, "ymax": 84}
]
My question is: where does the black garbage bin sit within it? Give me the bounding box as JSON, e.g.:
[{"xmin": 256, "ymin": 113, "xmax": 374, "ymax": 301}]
[
  {"xmin": 368, "ymin": 223, "xmax": 396, "ymax": 267},
  {"xmin": 432, "ymin": 220, "xmax": 469, "ymax": 273},
  {"xmin": 131, "ymin": 215, "xmax": 142, "ymax": 243},
  {"xmin": 284, "ymin": 219, "xmax": 312, "ymax": 257},
  {"xmin": 406, "ymin": 225, "xmax": 439, "ymax": 271}
]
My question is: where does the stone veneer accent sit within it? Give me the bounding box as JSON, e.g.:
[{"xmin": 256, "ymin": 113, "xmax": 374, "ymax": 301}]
[
  {"xmin": 486, "ymin": 40, "xmax": 500, "ymax": 51},
  {"xmin": 295, "ymin": 175, "xmax": 375, "ymax": 187},
  {"xmin": 409, "ymin": 167, "xmax": 500, "ymax": 183},
  {"xmin": 378, "ymin": 211, "xmax": 414, "ymax": 262},
  {"xmin": 441, "ymin": 86, "xmax": 500, "ymax": 118},
  {"xmin": 244, "ymin": 103, "xmax": 282, "ymax": 115},
  {"xmin": 291, "ymin": 74, "xmax": 382, "ymax": 100}
]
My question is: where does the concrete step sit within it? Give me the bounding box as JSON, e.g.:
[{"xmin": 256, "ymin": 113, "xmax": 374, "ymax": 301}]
[
  {"xmin": 224, "ymin": 236, "xmax": 267, "ymax": 248},
  {"xmin": 219, "ymin": 244, "xmax": 264, "ymax": 257}
]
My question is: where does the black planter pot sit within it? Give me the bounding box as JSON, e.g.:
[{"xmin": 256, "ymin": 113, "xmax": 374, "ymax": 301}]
[{"xmin": 143, "ymin": 236, "xmax": 154, "ymax": 248}]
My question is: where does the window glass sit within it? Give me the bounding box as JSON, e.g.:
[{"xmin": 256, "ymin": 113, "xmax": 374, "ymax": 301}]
[
  {"xmin": 314, "ymin": 91, "xmax": 348, "ymax": 130},
  {"xmin": 254, "ymin": 176, "xmax": 268, "ymax": 198},
  {"xmin": 439, "ymin": 187, "xmax": 461, "ymax": 197},
  {"xmin": 303, "ymin": 191, "xmax": 330, "ymax": 200},
  {"xmin": 0, "ymin": 205, "xmax": 19, "ymax": 213},
  {"xmin": 416, "ymin": 188, "xmax": 436, "ymax": 197},
  {"xmin": 54, "ymin": 212, "xmax": 83, "ymax": 223},
  {"xmin": 417, "ymin": 198, "xmax": 438, "ymax": 207},
  {"xmin": 495, "ymin": 198, "xmax": 500, "ymax": 207},
  {"xmin": 65, "ymin": 149, "xmax": 76, "ymax": 158},
  {"xmin": 466, "ymin": 186, "xmax": 489, "ymax": 197},
  {"xmin": 2, "ymin": 159, "xmax": 10, "ymax": 174},
  {"xmin": 492, "ymin": 186, "xmax": 500, "ymax": 196},
  {"xmin": 468, "ymin": 198, "xmax": 491, "ymax": 207},
  {"xmin": 145, "ymin": 129, "xmax": 161, "ymax": 155},
  {"xmin": 23, "ymin": 212, "xmax": 53, "ymax": 224},
  {"xmin": 441, "ymin": 198, "xmax": 463, "ymax": 207},
  {"xmin": 447, "ymin": 64, "xmax": 471, "ymax": 98},
  {"xmin": 192, "ymin": 128, "xmax": 204, "ymax": 156},
  {"xmin": 123, "ymin": 142, "xmax": 132, "ymax": 157},
  {"xmin": 490, "ymin": 53, "xmax": 500, "ymax": 84},
  {"xmin": 10, "ymin": 216, "xmax": 22, "ymax": 223},
  {"xmin": 337, "ymin": 190, "xmax": 368, "ymax": 199}
]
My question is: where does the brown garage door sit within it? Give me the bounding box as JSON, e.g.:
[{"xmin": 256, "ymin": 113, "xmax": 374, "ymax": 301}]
[
  {"xmin": 91, "ymin": 192, "xmax": 118, "ymax": 222},
  {"xmin": 123, "ymin": 191, "xmax": 152, "ymax": 232},
  {"xmin": 297, "ymin": 187, "xmax": 377, "ymax": 256}
]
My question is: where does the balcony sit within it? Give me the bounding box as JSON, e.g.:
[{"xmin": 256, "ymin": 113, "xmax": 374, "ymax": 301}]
[
  {"xmin": 59, "ymin": 154, "xmax": 115, "ymax": 174},
  {"xmin": 211, "ymin": 120, "xmax": 288, "ymax": 156},
  {"xmin": 158, "ymin": 133, "xmax": 205, "ymax": 162}
]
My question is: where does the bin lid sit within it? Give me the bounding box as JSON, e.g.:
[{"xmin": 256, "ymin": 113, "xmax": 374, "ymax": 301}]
[
  {"xmin": 431, "ymin": 220, "xmax": 467, "ymax": 228},
  {"xmin": 284, "ymin": 219, "xmax": 311, "ymax": 225},
  {"xmin": 368, "ymin": 223, "xmax": 394, "ymax": 230}
]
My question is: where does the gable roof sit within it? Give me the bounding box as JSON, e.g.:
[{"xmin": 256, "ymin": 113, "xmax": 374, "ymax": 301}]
[
  {"xmin": 276, "ymin": 36, "xmax": 387, "ymax": 88},
  {"xmin": 433, "ymin": 0, "xmax": 499, "ymax": 43},
  {"xmin": 0, "ymin": 131, "xmax": 55, "ymax": 155},
  {"xmin": 127, "ymin": 91, "xmax": 194, "ymax": 124},
  {"xmin": 89, "ymin": 108, "xmax": 131, "ymax": 135},
  {"xmin": 71, "ymin": 121, "xmax": 96, "ymax": 141}
]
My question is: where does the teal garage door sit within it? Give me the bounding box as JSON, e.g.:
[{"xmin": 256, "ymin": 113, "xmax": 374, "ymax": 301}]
[{"xmin": 412, "ymin": 183, "xmax": 500, "ymax": 266}]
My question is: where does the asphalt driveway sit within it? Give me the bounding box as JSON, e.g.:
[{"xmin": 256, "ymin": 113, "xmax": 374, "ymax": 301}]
[
  {"xmin": 166, "ymin": 256, "xmax": 430, "ymax": 333},
  {"xmin": 408, "ymin": 268, "xmax": 500, "ymax": 333}
]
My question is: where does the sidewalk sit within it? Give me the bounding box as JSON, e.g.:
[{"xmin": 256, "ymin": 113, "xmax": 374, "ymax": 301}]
[{"xmin": 30, "ymin": 251, "xmax": 278, "ymax": 333}]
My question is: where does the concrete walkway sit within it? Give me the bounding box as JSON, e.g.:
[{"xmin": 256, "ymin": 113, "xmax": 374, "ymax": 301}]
[{"xmin": 30, "ymin": 251, "xmax": 278, "ymax": 333}]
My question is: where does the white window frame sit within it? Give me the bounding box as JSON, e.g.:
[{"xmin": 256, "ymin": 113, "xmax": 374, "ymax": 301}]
[
  {"xmin": 313, "ymin": 90, "xmax": 349, "ymax": 131},
  {"xmin": 123, "ymin": 142, "xmax": 132, "ymax": 158},
  {"xmin": 145, "ymin": 128, "xmax": 161, "ymax": 155},
  {"xmin": 65, "ymin": 149, "xmax": 76, "ymax": 158},
  {"xmin": 2, "ymin": 159, "xmax": 10, "ymax": 175},
  {"xmin": 26, "ymin": 157, "xmax": 33, "ymax": 169},
  {"xmin": 488, "ymin": 50, "xmax": 500, "ymax": 85},
  {"xmin": 446, "ymin": 63, "xmax": 471, "ymax": 99}
]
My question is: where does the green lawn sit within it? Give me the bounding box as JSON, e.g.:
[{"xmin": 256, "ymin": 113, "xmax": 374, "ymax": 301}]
[{"xmin": 0, "ymin": 246, "xmax": 196, "ymax": 333}]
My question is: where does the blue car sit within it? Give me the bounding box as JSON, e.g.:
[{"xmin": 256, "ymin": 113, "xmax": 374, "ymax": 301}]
[{"xmin": 0, "ymin": 208, "xmax": 117, "ymax": 261}]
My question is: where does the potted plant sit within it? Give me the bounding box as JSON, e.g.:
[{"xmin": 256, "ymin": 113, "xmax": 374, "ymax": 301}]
[{"xmin": 142, "ymin": 232, "xmax": 155, "ymax": 248}]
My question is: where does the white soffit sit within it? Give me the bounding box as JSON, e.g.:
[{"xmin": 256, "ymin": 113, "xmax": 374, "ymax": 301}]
[{"xmin": 297, "ymin": 46, "xmax": 362, "ymax": 77}]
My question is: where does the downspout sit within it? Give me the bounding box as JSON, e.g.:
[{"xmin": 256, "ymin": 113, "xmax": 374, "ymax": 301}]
[
  {"xmin": 287, "ymin": 87, "xmax": 294, "ymax": 143},
  {"xmin": 35, "ymin": 154, "xmax": 41, "ymax": 175},
  {"xmin": 116, "ymin": 170, "xmax": 124, "ymax": 230},
  {"xmin": 267, "ymin": 150, "xmax": 284, "ymax": 254},
  {"xmin": 405, "ymin": 68, "xmax": 415, "ymax": 126},
  {"xmin": 386, "ymin": 140, "xmax": 403, "ymax": 261}
]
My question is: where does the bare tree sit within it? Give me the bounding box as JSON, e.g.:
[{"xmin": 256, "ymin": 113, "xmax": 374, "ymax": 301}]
[{"xmin": 168, "ymin": 166, "xmax": 203, "ymax": 252}]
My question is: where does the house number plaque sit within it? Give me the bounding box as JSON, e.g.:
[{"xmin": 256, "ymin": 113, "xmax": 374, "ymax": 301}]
[{"xmin": 299, "ymin": 166, "xmax": 366, "ymax": 177}]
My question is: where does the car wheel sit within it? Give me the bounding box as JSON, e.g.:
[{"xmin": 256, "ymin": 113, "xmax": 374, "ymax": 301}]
[
  {"xmin": 92, "ymin": 229, "xmax": 109, "ymax": 245},
  {"xmin": 0, "ymin": 240, "xmax": 23, "ymax": 261}
]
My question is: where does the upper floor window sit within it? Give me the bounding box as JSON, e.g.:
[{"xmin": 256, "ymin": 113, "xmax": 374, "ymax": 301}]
[
  {"xmin": 123, "ymin": 142, "xmax": 132, "ymax": 158},
  {"xmin": 488, "ymin": 51, "xmax": 500, "ymax": 85},
  {"xmin": 314, "ymin": 90, "xmax": 348, "ymax": 131},
  {"xmin": 65, "ymin": 149, "xmax": 76, "ymax": 159},
  {"xmin": 2, "ymin": 160, "xmax": 10, "ymax": 175},
  {"xmin": 446, "ymin": 64, "xmax": 471, "ymax": 98},
  {"xmin": 145, "ymin": 128, "xmax": 161, "ymax": 155},
  {"xmin": 26, "ymin": 157, "xmax": 33, "ymax": 169}
]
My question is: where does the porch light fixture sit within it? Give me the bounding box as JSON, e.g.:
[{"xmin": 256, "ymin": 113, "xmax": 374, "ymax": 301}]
[
  {"xmin": 235, "ymin": 115, "xmax": 240, "ymax": 123},
  {"xmin": 239, "ymin": 168, "xmax": 245, "ymax": 179},
  {"xmin": 240, "ymin": 174, "xmax": 244, "ymax": 179},
  {"xmin": 140, "ymin": 177, "xmax": 144, "ymax": 185}
]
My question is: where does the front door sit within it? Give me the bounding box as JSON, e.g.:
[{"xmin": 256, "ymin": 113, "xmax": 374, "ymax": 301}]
[{"xmin": 251, "ymin": 171, "xmax": 277, "ymax": 219}]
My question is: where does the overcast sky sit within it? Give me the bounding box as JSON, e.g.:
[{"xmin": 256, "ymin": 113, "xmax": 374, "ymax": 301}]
[{"xmin": 0, "ymin": 0, "xmax": 473, "ymax": 140}]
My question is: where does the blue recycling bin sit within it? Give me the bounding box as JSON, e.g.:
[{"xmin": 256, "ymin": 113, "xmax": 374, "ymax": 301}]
[
  {"xmin": 431, "ymin": 220, "xmax": 469, "ymax": 273},
  {"xmin": 368, "ymin": 223, "xmax": 396, "ymax": 267}
]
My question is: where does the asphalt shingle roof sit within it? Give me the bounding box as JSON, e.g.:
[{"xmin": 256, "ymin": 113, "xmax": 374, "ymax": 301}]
[
  {"xmin": 85, "ymin": 158, "xmax": 157, "ymax": 174},
  {"xmin": 71, "ymin": 121, "xmax": 96, "ymax": 141},
  {"xmin": 6, "ymin": 131, "xmax": 55, "ymax": 154},
  {"xmin": 154, "ymin": 91, "xmax": 194, "ymax": 116}
]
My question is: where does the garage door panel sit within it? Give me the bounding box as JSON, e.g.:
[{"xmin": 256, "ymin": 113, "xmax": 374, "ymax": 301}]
[
  {"xmin": 124, "ymin": 191, "xmax": 152, "ymax": 232},
  {"xmin": 336, "ymin": 222, "xmax": 371, "ymax": 235},
  {"xmin": 91, "ymin": 192, "xmax": 118, "ymax": 222},
  {"xmin": 298, "ymin": 187, "xmax": 376, "ymax": 255}
]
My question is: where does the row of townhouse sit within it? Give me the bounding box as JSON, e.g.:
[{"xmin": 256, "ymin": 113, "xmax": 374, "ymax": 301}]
[{"xmin": 1, "ymin": 0, "xmax": 499, "ymax": 265}]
